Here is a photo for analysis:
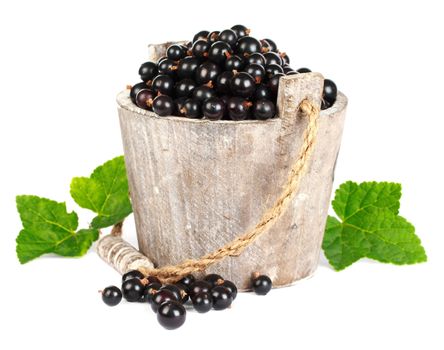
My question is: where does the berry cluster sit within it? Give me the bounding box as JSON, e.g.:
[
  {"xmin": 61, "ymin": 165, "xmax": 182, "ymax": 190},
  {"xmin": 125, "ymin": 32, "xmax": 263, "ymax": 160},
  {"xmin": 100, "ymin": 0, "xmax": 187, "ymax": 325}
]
[
  {"xmin": 100, "ymin": 270, "xmax": 273, "ymax": 330},
  {"xmin": 129, "ymin": 24, "xmax": 338, "ymax": 121}
]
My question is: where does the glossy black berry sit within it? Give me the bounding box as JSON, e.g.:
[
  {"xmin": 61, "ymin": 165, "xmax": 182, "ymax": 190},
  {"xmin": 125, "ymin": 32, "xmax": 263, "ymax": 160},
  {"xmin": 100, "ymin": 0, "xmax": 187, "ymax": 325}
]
[
  {"xmin": 225, "ymin": 55, "xmax": 245, "ymax": 71},
  {"xmin": 167, "ymin": 44, "xmax": 187, "ymax": 61},
  {"xmin": 193, "ymin": 30, "xmax": 210, "ymax": 43},
  {"xmin": 208, "ymin": 41, "xmax": 233, "ymax": 64},
  {"xmin": 178, "ymin": 274, "xmax": 196, "ymax": 288},
  {"xmin": 244, "ymin": 64, "xmax": 266, "ymax": 84},
  {"xmin": 191, "ymin": 39, "xmax": 210, "ymax": 58},
  {"xmin": 122, "ymin": 278, "xmax": 145, "ymax": 302},
  {"xmin": 192, "ymin": 84, "xmax": 215, "ymax": 102},
  {"xmin": 135, "ymin": 89, "xmax": 155, "ymax": 110},
  {"xmin": 152, "ymin": 95, "xmax": 174, "ymax": 117},
  {"xmin": 177, "ymin": 56, "xmax": 201, "ymax": 79},
  {"xmin": 192, "ymin": 292, "xmax": 213, "ymax": 313},
  {"xmin": 140, "ymin": 282, "xmax": 162, "ymax": 303},
  {"xmin": 231, "ymin": 24, "xmax": 250, "ymax": 38},
  {"xmin": 203, "ymin": 274, "xmax": 224, "ymax": 287},
  {"xmin": 157, "ymin": 300, "xmax": 186, "ymax": 330},
  {"xmin": 252, "ymin": 274, "xmax": 272, "ymax": 295},
  {"xmin": 245, "ymin": 52, "xmax": 266, "ymax": 66},
  {"xmin": 322, "ymin": 79, "xmax": 337, "ymax": 105},
  {"xmin": 263, "ymin": 52, "xmax": 282, "ymax": 66},
  {"xmin": 297, "ymin": 67, "xmax": 311, "ymax": 73},
  {"xmin": 188, "ymin": 280, "xmax": 212, "ymax": 299},
  {"xmin": 138, "ymin": 62, "xmax": 158, "ymax": 82},
  {"xmin": 101, "ymin": 286, "xmax": 122, "ymax": 306},
  {"xmin": 321, "ymin": 99, "xmax": 332, "ymax": 110},
  {"xmin": 253, "ymin": 99, "xmax": 276, "ymax": 120},
  {"xmin": 236, "ymin": 36, "xmax": 261, "ymax": 56},
  {"xmin": 261, "ymin": 38, "xmax": 278, "ymax": 52},
  {"xmin": 130, "ymin": 82, "xmax": 149, "ymax": 104},
  {"xmin": 227, "ymin": 97, "xmax": 252, "ymax": 120},
  {"xmin": 216, "ymin": 71, "xmax": 234, "ymax": 94},
  {"xmin": 211, "ymin": 286, "xmax": 233, "ymax": 310},
  {"xmin": 181, "ymin": 98, "xmax": 201, "ymax": 119},
  {"xmin": 230, "ymin": 72, "xmax": 256, "ymax": 97},
  {"xmin": 268, "ymin": 73, "xmax": 284, "ymax": 96},
  {"xmin": 160, "ymin": 285, "xmax": 183, "ymax": 303},
  {"xmin": 174, "ymin": 283, "xmax": 190, "ymax": 303},
  {"xmin": 207, "ymin": 30, "xmax": 220, "ymax": 44},
  {"xmin": 219, "ymin": 29, "xmax": 238, "ymax": 48},
  {"xmin": 151, "ymin": 74, "xmax": 174, "ymax": 95},
  {"xmin": 265, "ymin": 64, "xmax": 284, "ymax": 78},
  {"xmin": 157, "ymin": 58, "xmax": 177, "ymax": 77},
  {"xmin": 283, "ymin": 65, "xmax": 295, "ymax": 74},
  {"xmin": 151, "ymin": 289, "xmax": 178, "ymax": 313},
  {"xmin": 280, "ymin": 52, "xmax": 290, "ymax": 65},
  {"xmin": 195, "ymin": 61, "xmax": 220, "ymax": 85},
  {"xmin": 157, "ymin": 56, "xmax": 167, "ymax": 65},
  {"xmin": 175, "ymin": 79, "xmax": 196, "ymax": 97},
  {"xmin": 218, "ymin": 280, "xmax": 238, "ymax": 300},
  {"xmin": 203, "ymin": 97, "xmax": 225, "ymax": 120},
  {"xmin": 174, "ymin": 97, "xmax": 187, "ymax": 115},
  {"xmin": 254, "ymin": 84, "xmax": 272, "ymax": 100}
]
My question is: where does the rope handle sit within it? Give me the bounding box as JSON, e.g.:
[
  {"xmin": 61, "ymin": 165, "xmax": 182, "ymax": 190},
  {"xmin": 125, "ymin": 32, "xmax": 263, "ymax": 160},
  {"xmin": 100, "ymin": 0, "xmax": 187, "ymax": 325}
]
[{"xmin": 114, "ymin": 99, "xmax": 320, "ymax": 284}]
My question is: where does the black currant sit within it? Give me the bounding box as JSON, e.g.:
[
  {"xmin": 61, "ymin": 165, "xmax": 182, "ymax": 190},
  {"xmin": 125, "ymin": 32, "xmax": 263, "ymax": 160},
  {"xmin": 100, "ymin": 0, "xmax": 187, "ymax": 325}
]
[
  {"xmin": 167, "ymin": 44, "xmax": 187, "ymax": 61},
  {"xmin": 157, "ymin": 56, "xmax": 167, "ymax": 65},
  {"xmin": 203, "ymin": 97, "xmax": 225, "ymax": 120},
  {"xmin": 191, "ymin": 39, "xmax": 210, "ymax": 58},
  {"xmin": 160, "ymin": 284, "xmax": 183, "ymax": 302},
  {"xmin": 157, "ymin": 300, "xmax": 186, "ymax": 330},
  {"xmin": 280, "ymin": 52, "xmax": 290, "ymax": 65},
  {"xmin": 265, "ymin": 64, "xmax": 284, "ymax": 78},
  {"xmin": 245, "ymin": 52, "xmax": 266, "ymax": 66},
  {"xmin": 207, "ymin": 30, "xmax": 220, "ymax": 44},
  {"xmin": 101, "ymin": 286, "xmax": 122, "ymax": 306},
  {"xmin": 152, "ymin": 95, "xmax": 174, "ymax": 117},
  {"xmin": 192, "ymin": 84, "xmax": 215, "ymax": 102},
  {"xmin": 268, "ymin": 73, "xmax": 284, "ymax": 96},
  {"xmin": 227, "ymin": 97, "xmax": 252, "ymax": 120},
  {"xmin": 208, "ymin": 41, "xmax": 233, "ymax": 64},
  {"xmin": 263, "ymin": 52, "xmax": 282, "ymax": 66},
  {"xmin": 188, "ymin": 280, "xmax": 212, "ymax": 299},
  {"xmin": 175, "ymin": 78, "xmax": 196, "ymax": 98},
  {"xmin": 138, "ymin": 61, "xmax": 158, "ymax": 82},
  {"xmin": 181, "ymin": 98, "xmax": 201, "ymax": 119},
  {"xmin": 231, "ymin": 24, "xmax": 250, "ymax": 38},
  {"xmin": 140, "ymin": 282, "xmax": 162, "ymax": 303},
  {"xmin": 252, "ymin": 274, "xmax": 272, "ymax": 295},
  {"xmin": 244, "ymin": 63, "xmax": 266, "ymax": 84},
  {"xmin": 178, "ymin": 274, "xmax": 196, "ymax": 288},
  {"xmin": 225, "ymin": 55, "xmax": 245, "ymax": 71},
  {"xmin": 261, "ymin": 38, "xmax": 278, "ymax": 52},
  {"xmin": 151, "ymin": 289, "xmax": 178, "ymax": 313},
  {"xmin": 211, "ymin": 286, "xmax": 233, "ymax": 310},
  {"xmin": 297, "ymin": 67, "xmax": 311, "ymax": 73},
  {"xmin": 218, "ymin": 280, "xmax": 238, "ymax": 300},
  {"xmin": 230, "ymin": 72, "xmax": 256, "ymax": 97},
  {"xmin": 177, "ymin": 56, "xmax": 201, "ymax": 79},
  {"xmin": 157, "ymin": 58, "xmax": 177, "ymax": 77},
  {"xmin": 135, "ymin": 89, "xmax": 155, "ymax": 110},
  {"xmin": 195, "ymin": 61, "xmax": 220, "ymax": 85},
  {"xmin": 174, "ymin": 97, "xmax": 187, "ymax": 116},
  {"xmin": 216, "ymin": 70, "xmax": 234, "ymax": 94},
  {"xmin": 283, "ymin": 65, "xmax": 295, "ymax": 74},
  {"xmin": 192, "ymin": 292, "xmax": 213, "ymax": 313},
  {"xmin": 151, "ymin": 74, "xmax": 174, "ymax": 95},
  {"xmin": 130, "ymin": 82, "xmax": 149, "ymax": 104},
  {"xmin": 122, "ymin": 278, "xmax": 144, "ymax": 302},
  {"xmin": 219, "ymin": 29, "xmax": 238, "ymax": 48},
  {"xmin": 321, "ymin": 99, "xmax": 332, "ymax": 110},
  {"xmin": 236, "ymin": 36, "xmax": 261, "ymax": 56},
  {"xmin": 254, "ymin": 84, "xmax": 272, "ymax": 100},
  {"xmin": 323, "ymin": 79, "xmax": 337, "ymax": 105},
  {"xmin": 193, "ymin": 30, "xmax": 210, "ymax": 43},
  {"xmin": 253, "ymin": 99, "xmax": 276, "ymax": 120},
  {"xmin": 203, "ymin": 273, "xmax": 224, "ymax": 287},
  {"xmin": 174, "ymin": 283, "xmax": 190, "ymax": 303}
]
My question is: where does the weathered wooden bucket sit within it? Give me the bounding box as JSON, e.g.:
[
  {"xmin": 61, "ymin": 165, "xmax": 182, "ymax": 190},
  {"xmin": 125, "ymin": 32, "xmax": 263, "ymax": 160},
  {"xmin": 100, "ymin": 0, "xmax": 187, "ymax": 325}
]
[{"xmin": 116, "ymin": 42, "xmax": 347, "ymax": 290}]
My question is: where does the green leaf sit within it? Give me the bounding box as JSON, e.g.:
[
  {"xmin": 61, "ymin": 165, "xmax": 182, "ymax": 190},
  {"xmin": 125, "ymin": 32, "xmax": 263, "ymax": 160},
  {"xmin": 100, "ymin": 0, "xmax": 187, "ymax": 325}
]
[
  {"xmin": 70, "ymin": 156, "xmax": 132, "ymax": 229},
  {"xmin": 322, "ymin": 181, "xmax": 427, "ymax": 271},
  {"xmin": 16, "ymin": 195, "xmax": 99, "ymax": 264}
]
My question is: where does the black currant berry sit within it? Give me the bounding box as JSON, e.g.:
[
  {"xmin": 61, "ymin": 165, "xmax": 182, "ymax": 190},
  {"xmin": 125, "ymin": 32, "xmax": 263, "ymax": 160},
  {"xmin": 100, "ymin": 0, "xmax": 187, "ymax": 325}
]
[
  {"xmin": 322, "ymin": 79, "xmax": 337, "ymax": 105},
  {"xmin": 263, "ymin": 52, "xmax": 282, "ymax": 66},
  {"xmin": 191, "ymin": 39, "xmax": 210, "ymax": 58},
  {"xmin": 122, "ymin": 278, "xmax": 145, "ymax": 302},
  {"xmin": 188, "ymin": 280, "xmax": 212, "ymax": 299},
  {"xmin": 193, "ymin": 30, "xmax": 210, "ymax": 43},
  {"xmin": 177, "ymin": 56, "xmax": 201, "ymax": 79},
  {"xmin": 321, "ymin": 99, "xmax": 332, "ymax": 110},
  {"xmin": 203, "ymin": 97, "xmax": 225, "ymax": 120},
  {"xmin": 151, "ymin": 74, "xmax": 174, "ymax": 95},
  {"xmin": 261, "ymin": 38, "xmax": 278, "ymax": 52},
  {"xmin": 207, "ymin": 30, "xmax": 220, "ymax": 44},
  {"xmin": 174, "ymin": 97, "xmax": 187, "ymax": 116},
  {"xmin": 192, "ymin": 84, "xmax": 215, "ymax": 102},
  {"xmin": 268, "ymin": 73, "xmax": 284, "ymax": 96},
  {"xmin": 160, "ymin": 285, "xmax": 183, "ymax": 302},
  {"xmin": 101, "ymin": 286, "xmax": 122, "ymax": 306},
  {"xmin": 203, "ymin": 273, "xmax": 224, "ymax": 287},
  {"xmin": 253, "ymin": 99, "xmax": 276, "ymax": 120},
  {"xmin": 236, "ymin": 36, "xmax": 262, "ymax": 56},
  {"xmin": 195, "ymin": 61, "xmax": 220, "ymax": 85},
  {"xmin": 157, "ymin": 56, "xmax": 167, "ymax": 65},
  {"xmin": 265, "ymin": 64, "xmax": 284, "ymax": 78},
  {"xmin": 135, "ymin": 89, "xmax": 155, "ymax": 110},
  {"xmin": 280, "ymin": 52, "xmax": 290, "ymax": 65},
  {"xmin": 178, "ymin": 274, "xmax": 196, "ymax": 288},
  {"xmin": 227, "ymin": 97, "xmax": 252, "ymax": 120},
  {"xmin": 254, "ymin": 84, "xmax": 272, "ymax": 101},
  {"xmin": 175, "ymin": 78, "xmax": 196, "ymax": 97},
  {"xmin": 225, "ymin": 55, "xmax": 245, "ymax": 71},
  {"xmin": 218, "ymin": 280, "xmax": 238, "ymax": 300},
  {"xmin": 245, "ymin": 52, "xmax": 266, "ymax": 66},
  {"xmin": 167, "ymin": 44, "xmax": 187, "ymax": 61},
  {"xmin": 192, "ymin": 292, "xmax": 213, "ymax": 313},
  {"xmin": 230, "ymin": 72, "xmax": 256, "ymax": 97},
  {"xmin": 157, "ymin": 58, "xmax": 177, "ymax": 77},
  {"xmin": 130, "ymin": 82, "xmax": 149, "ymax": 104},
  {"xmin": 174, "ymin": 283, "xmax": 190, "ymax": 303},
  {"xmin": 157, "ymin": 300, "xmax": 186, "ymax": 330},
  {"xmin": 208, "ymin": 41, "xmax": 233, "ymax": 64},
  {"xmin": 219, "ymin": 29, "xmax": 238, "ymax": 48},
  {"xmin": 231, "ymin": 24, "xmax": 250, "ymax": 38},
  {"xmin": 252, "ymin": 274, "xmax": 272, "ymax": 295},
  {"xmin": 181, "ymin": 98, "xmax": 201, "ymax": 119},
  {"xmin": 138, "ymin": 61, "xmax": 158, "ymax": 82},
  {"xmin": 297, "ymin": 67, "xmax": 311, "ymax": 73},
  {"xmin": 152, "ymin": 95, "xmax": 174, "ymax": 117},
  {"xmin": 151, "ymin": 289, "xmax": 178, "ymax": 313},
  {"xmin": 211, "ymin": 286, "xmax": 233, "ymax": 310},
  {"xmin": 140, "ymin": 282, "xmax": 162, "ymax": 303},
  {"xmin": 283, "ymin": 65, "xmax": 295, "ymax": 74},
  {"xmin": 216, "ymin": 71, "xmax": 234, "ymax": 94},
  {"xmin": 244, "ymin": 63, "xmax": 266, "ymax": 84}
]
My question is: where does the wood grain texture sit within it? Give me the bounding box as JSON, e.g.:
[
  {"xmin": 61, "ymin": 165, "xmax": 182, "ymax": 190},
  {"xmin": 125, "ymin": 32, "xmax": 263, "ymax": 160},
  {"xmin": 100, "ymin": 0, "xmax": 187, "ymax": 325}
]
[{"xmin": 116, "ymin": 43, "xmax": 348, "ymax": 290}]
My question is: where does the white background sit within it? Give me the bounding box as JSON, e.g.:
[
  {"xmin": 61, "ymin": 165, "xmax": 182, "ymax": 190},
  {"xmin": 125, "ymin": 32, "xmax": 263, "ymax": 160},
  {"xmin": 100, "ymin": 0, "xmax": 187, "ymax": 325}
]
[{"xmin": 1, "ymin": 0, "xmax": 443, "ymax": 349}]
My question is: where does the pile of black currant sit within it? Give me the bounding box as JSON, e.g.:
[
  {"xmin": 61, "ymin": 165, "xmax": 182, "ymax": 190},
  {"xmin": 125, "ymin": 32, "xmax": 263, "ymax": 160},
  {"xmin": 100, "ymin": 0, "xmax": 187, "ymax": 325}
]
[
  {"xmin": 100, "ymin": 270, "xmax": 272, "ymax": 330},
  {"xmin": 129, "ymin": 24, "xmax": 338, "ymax": 121}
]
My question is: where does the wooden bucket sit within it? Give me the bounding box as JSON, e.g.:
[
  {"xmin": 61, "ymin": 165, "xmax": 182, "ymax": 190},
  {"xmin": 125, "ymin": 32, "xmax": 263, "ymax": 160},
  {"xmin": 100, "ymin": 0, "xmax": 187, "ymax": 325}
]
[{"xmin": 116, "ymin": 43, "xmax": 347, "ymax": 290}]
